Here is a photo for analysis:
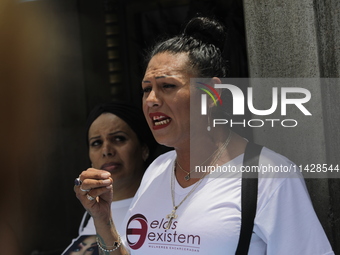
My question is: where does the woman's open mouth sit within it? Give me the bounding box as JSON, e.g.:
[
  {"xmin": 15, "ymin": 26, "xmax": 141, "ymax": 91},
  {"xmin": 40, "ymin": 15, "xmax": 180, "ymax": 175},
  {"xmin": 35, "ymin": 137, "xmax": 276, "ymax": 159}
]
[{"xmin": 149, "ymin": 112, "xmax": 172, "ymax": 130}]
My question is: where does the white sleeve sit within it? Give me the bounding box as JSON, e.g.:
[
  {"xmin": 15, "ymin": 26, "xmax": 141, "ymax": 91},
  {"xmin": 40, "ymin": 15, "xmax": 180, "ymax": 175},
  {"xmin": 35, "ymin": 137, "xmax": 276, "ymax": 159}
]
[{"xmin": 254, "ymin": 177, "xmax": 334, "ymax": 255}]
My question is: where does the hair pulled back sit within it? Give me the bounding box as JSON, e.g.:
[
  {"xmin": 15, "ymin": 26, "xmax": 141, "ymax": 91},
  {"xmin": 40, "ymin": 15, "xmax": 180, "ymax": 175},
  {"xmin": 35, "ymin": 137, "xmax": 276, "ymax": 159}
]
[{"xmin": 146, "ymin": 16, "xmax": 228, "ymax": 78}]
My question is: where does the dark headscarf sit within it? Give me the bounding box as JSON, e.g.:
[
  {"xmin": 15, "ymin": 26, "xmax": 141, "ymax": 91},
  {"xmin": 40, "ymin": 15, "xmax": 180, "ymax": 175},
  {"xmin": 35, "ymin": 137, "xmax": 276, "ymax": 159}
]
[{"xmin": 85, "ymin": 101, "xmax": 157, "ymax": 164}]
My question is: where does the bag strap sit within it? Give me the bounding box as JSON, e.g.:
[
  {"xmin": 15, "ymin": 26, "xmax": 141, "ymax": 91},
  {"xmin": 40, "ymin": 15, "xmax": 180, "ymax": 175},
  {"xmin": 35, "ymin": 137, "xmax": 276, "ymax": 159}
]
[{"xmin": 235, "ymin": 142, "xmax": 263, "ymax": 255}]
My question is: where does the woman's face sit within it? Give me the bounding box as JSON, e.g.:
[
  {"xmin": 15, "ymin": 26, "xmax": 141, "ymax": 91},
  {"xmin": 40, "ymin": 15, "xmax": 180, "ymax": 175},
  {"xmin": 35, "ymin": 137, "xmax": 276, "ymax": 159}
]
[
  {"xmin": 142, "ymin": 52, "xmax": 194, "ymax": 148},
  {"xmin": 69, "ymin": 235, "xmax": 97, "ymax": 255},
  {"xmin": 88, "ymin": 113, "xmax": 147, "ymax": 180}
]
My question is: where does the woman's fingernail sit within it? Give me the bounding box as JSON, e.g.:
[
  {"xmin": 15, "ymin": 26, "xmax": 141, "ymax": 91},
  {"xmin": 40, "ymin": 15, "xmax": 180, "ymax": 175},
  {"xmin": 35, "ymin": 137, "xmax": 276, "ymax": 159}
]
[
  {"xmin": 101, "ymin": 172, "xmax": 110, "ymax": 178},
  {"xmin": 102, "ymin": 179, "xmax": 111, "ymax": 184},
  {"xmin": 106, "ymin": 184, "xmax": 113, "ymax": 189}
]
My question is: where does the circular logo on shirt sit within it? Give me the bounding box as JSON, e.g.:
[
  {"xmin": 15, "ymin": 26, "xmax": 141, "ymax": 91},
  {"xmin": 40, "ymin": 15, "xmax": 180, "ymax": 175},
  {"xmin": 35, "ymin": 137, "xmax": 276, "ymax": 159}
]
[{"xmin": 126, "ymin": 214, "xmax": 148, "ymax": 250}]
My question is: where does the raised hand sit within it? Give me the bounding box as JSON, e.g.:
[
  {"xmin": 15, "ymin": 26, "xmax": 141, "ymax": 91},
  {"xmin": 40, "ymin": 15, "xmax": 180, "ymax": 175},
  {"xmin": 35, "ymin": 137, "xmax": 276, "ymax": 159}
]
[{"xmin": 74, "ymin": 168, "xmax": 113, "ymax": 220}]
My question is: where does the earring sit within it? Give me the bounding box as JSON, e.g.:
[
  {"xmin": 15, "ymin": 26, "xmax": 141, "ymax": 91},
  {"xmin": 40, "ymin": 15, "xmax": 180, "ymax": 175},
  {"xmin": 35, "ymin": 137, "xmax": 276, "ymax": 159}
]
[
  {"xmin": 143, "ymin": 152, "xmax": 149, "ymax": 162},
  {"xmin": 207, "ymin": 107, "xmax": 211, "ymax": 131}
]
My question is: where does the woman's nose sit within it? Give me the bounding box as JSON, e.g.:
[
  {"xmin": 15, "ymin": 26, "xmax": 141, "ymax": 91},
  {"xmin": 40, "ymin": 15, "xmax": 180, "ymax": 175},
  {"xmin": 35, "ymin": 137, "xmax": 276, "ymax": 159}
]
[
  {"xmin": 102, "ymin": 144, "xmax": 114, "ymax": 157},
  {"xmin": 145, "ymin": 90, "xmax": 161, "ymax": 108}
]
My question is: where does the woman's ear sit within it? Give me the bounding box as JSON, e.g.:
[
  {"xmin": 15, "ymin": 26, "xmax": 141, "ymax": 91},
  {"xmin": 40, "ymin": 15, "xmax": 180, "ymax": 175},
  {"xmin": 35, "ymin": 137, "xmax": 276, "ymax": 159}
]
[
  {"xmin": 142, "ymin": 145, "xmax": 150, "ymax": 162},
  {"xmin": 212, "ymin": 77, "xmax": 222, "ymax": 85},
  {"xmin": 207, "ymin": 77, "xmax": 222, "ymax": 107},
  {"xmin": 212, "ymin": 77, "xmax": 222, "ymax": 98}
]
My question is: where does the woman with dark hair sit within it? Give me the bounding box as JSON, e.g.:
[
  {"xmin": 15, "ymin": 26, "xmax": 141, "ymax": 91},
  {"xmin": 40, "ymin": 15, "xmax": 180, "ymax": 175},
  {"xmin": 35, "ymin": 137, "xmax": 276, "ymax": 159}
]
[
  {"xmin": 73, "ymin": 17, "xmax": 334, "ymax": 254},
  {"xmin": 65, "ymin": 101, "xmax": 157, "ymax": 254}
]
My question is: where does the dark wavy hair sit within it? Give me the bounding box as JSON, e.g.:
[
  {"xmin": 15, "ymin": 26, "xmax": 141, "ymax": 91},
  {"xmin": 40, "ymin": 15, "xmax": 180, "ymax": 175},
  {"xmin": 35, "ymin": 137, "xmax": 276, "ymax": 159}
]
[{"xmin": 145, "ymin": 16, "xmax": 228, "ymax": 78}]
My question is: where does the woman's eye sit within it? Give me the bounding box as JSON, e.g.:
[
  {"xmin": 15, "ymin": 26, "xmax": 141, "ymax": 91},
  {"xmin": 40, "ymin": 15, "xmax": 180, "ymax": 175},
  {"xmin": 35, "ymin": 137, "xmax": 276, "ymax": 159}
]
[
  {"xmin": 163, "ymin": 83, "xmax": 176, "ymax": 89},
  {"xmin": 90, "ymin": 140, "xmax": 102, "ymax": 147},
  {"xmin": 114, "ymin": 136, "xmax": 127, "ymax": 142},
  {"xmin": 142, "ymin": 87, "xmax": 152, "ymax": 94}
]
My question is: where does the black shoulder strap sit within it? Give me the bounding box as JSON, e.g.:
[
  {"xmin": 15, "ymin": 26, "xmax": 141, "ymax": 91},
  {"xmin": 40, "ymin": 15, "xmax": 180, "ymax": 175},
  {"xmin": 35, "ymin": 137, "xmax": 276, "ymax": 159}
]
[{"xmin": 235, "ymin": 142, "xmax": 263, "ymax": 255}]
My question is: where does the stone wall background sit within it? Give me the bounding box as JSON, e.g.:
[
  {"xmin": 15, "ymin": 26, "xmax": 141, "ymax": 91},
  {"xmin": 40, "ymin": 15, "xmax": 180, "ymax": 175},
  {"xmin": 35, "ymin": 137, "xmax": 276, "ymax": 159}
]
[{"xmin": 243, "ymin": 0, "xmax": 340, "ymax": 252}]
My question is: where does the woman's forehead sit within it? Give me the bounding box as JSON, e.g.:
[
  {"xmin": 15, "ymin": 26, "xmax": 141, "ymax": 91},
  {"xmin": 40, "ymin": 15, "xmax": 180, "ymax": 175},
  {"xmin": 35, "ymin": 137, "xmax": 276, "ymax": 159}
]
[
  {"xmin": 89, "ymin": 114, "xmax": 128, "ymax": 132},
  {"xmin": 144, "ymin": 53, "xmax": 192, "ymax": 79},
  {"xmin": 148, "ymin": 53, "xmax": 188, "ymax": 70}
]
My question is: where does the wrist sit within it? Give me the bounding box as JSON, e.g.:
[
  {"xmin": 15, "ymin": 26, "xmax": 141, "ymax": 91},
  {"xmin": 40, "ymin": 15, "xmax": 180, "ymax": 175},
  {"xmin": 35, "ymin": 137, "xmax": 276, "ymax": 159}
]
[
  {"xmin": 96, "ymin": 234, "xmax": 121, "ymax": 253},
  {"xmin": 94, "ymin": 216, "xmax": 115, "ymax": 231},
  {"xmin": 91, "ymin": 207, "xmax": 112, "ymax": 222}
]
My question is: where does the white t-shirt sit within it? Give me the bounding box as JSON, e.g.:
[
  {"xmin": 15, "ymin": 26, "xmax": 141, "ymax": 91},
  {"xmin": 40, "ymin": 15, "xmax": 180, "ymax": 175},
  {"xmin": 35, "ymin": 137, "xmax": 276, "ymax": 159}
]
[
  {"xmin": 121, "ymin": 148, "xmax": 334, "ymax": 255},
  {"xmin": 62, "ymin": 198, "xmax": 132, "ymax": 254}
]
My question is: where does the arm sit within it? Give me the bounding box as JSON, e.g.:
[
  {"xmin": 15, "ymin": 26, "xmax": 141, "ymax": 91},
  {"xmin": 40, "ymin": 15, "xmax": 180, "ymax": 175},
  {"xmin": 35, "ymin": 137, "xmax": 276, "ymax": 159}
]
[
  {"xmin": 94, "ymin": 213, "xmax": 129, "ymax": 255},
  {"xmin": 74, "ymin": 168, "xmax": 130, "ymax": 255}
]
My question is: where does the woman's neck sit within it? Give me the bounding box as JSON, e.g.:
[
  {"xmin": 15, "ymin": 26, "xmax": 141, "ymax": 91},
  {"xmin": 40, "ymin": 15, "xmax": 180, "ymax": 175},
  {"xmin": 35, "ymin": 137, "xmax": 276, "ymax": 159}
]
[
  {"xmin": 174, "ymin": 128, "xmax": 247, "ymax": 188},
  {"xmin": 175, "ymin": 127, "xmax": 227, "ymax": 170},
  {"xmin": 174, "ymin": 129, "xmax": 223, "ymax": 187}
]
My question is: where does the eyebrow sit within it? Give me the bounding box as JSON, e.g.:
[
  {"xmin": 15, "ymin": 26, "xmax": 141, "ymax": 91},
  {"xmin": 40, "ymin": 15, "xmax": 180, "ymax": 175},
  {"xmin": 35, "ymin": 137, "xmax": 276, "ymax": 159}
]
[
  {"xmin": 142, "ymin": 75, "xmax": 173, "ymax": 83},
  {"xmin": 88, "ymin": 131, "xmax": 127, "ymax": 141}
]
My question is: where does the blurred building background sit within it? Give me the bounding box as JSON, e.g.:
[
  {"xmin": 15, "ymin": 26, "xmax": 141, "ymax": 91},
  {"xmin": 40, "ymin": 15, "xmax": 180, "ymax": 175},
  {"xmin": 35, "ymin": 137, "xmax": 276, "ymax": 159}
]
[{"xmin": 1, "ymin": 0, "xmax": 339, "ymax": 254}]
